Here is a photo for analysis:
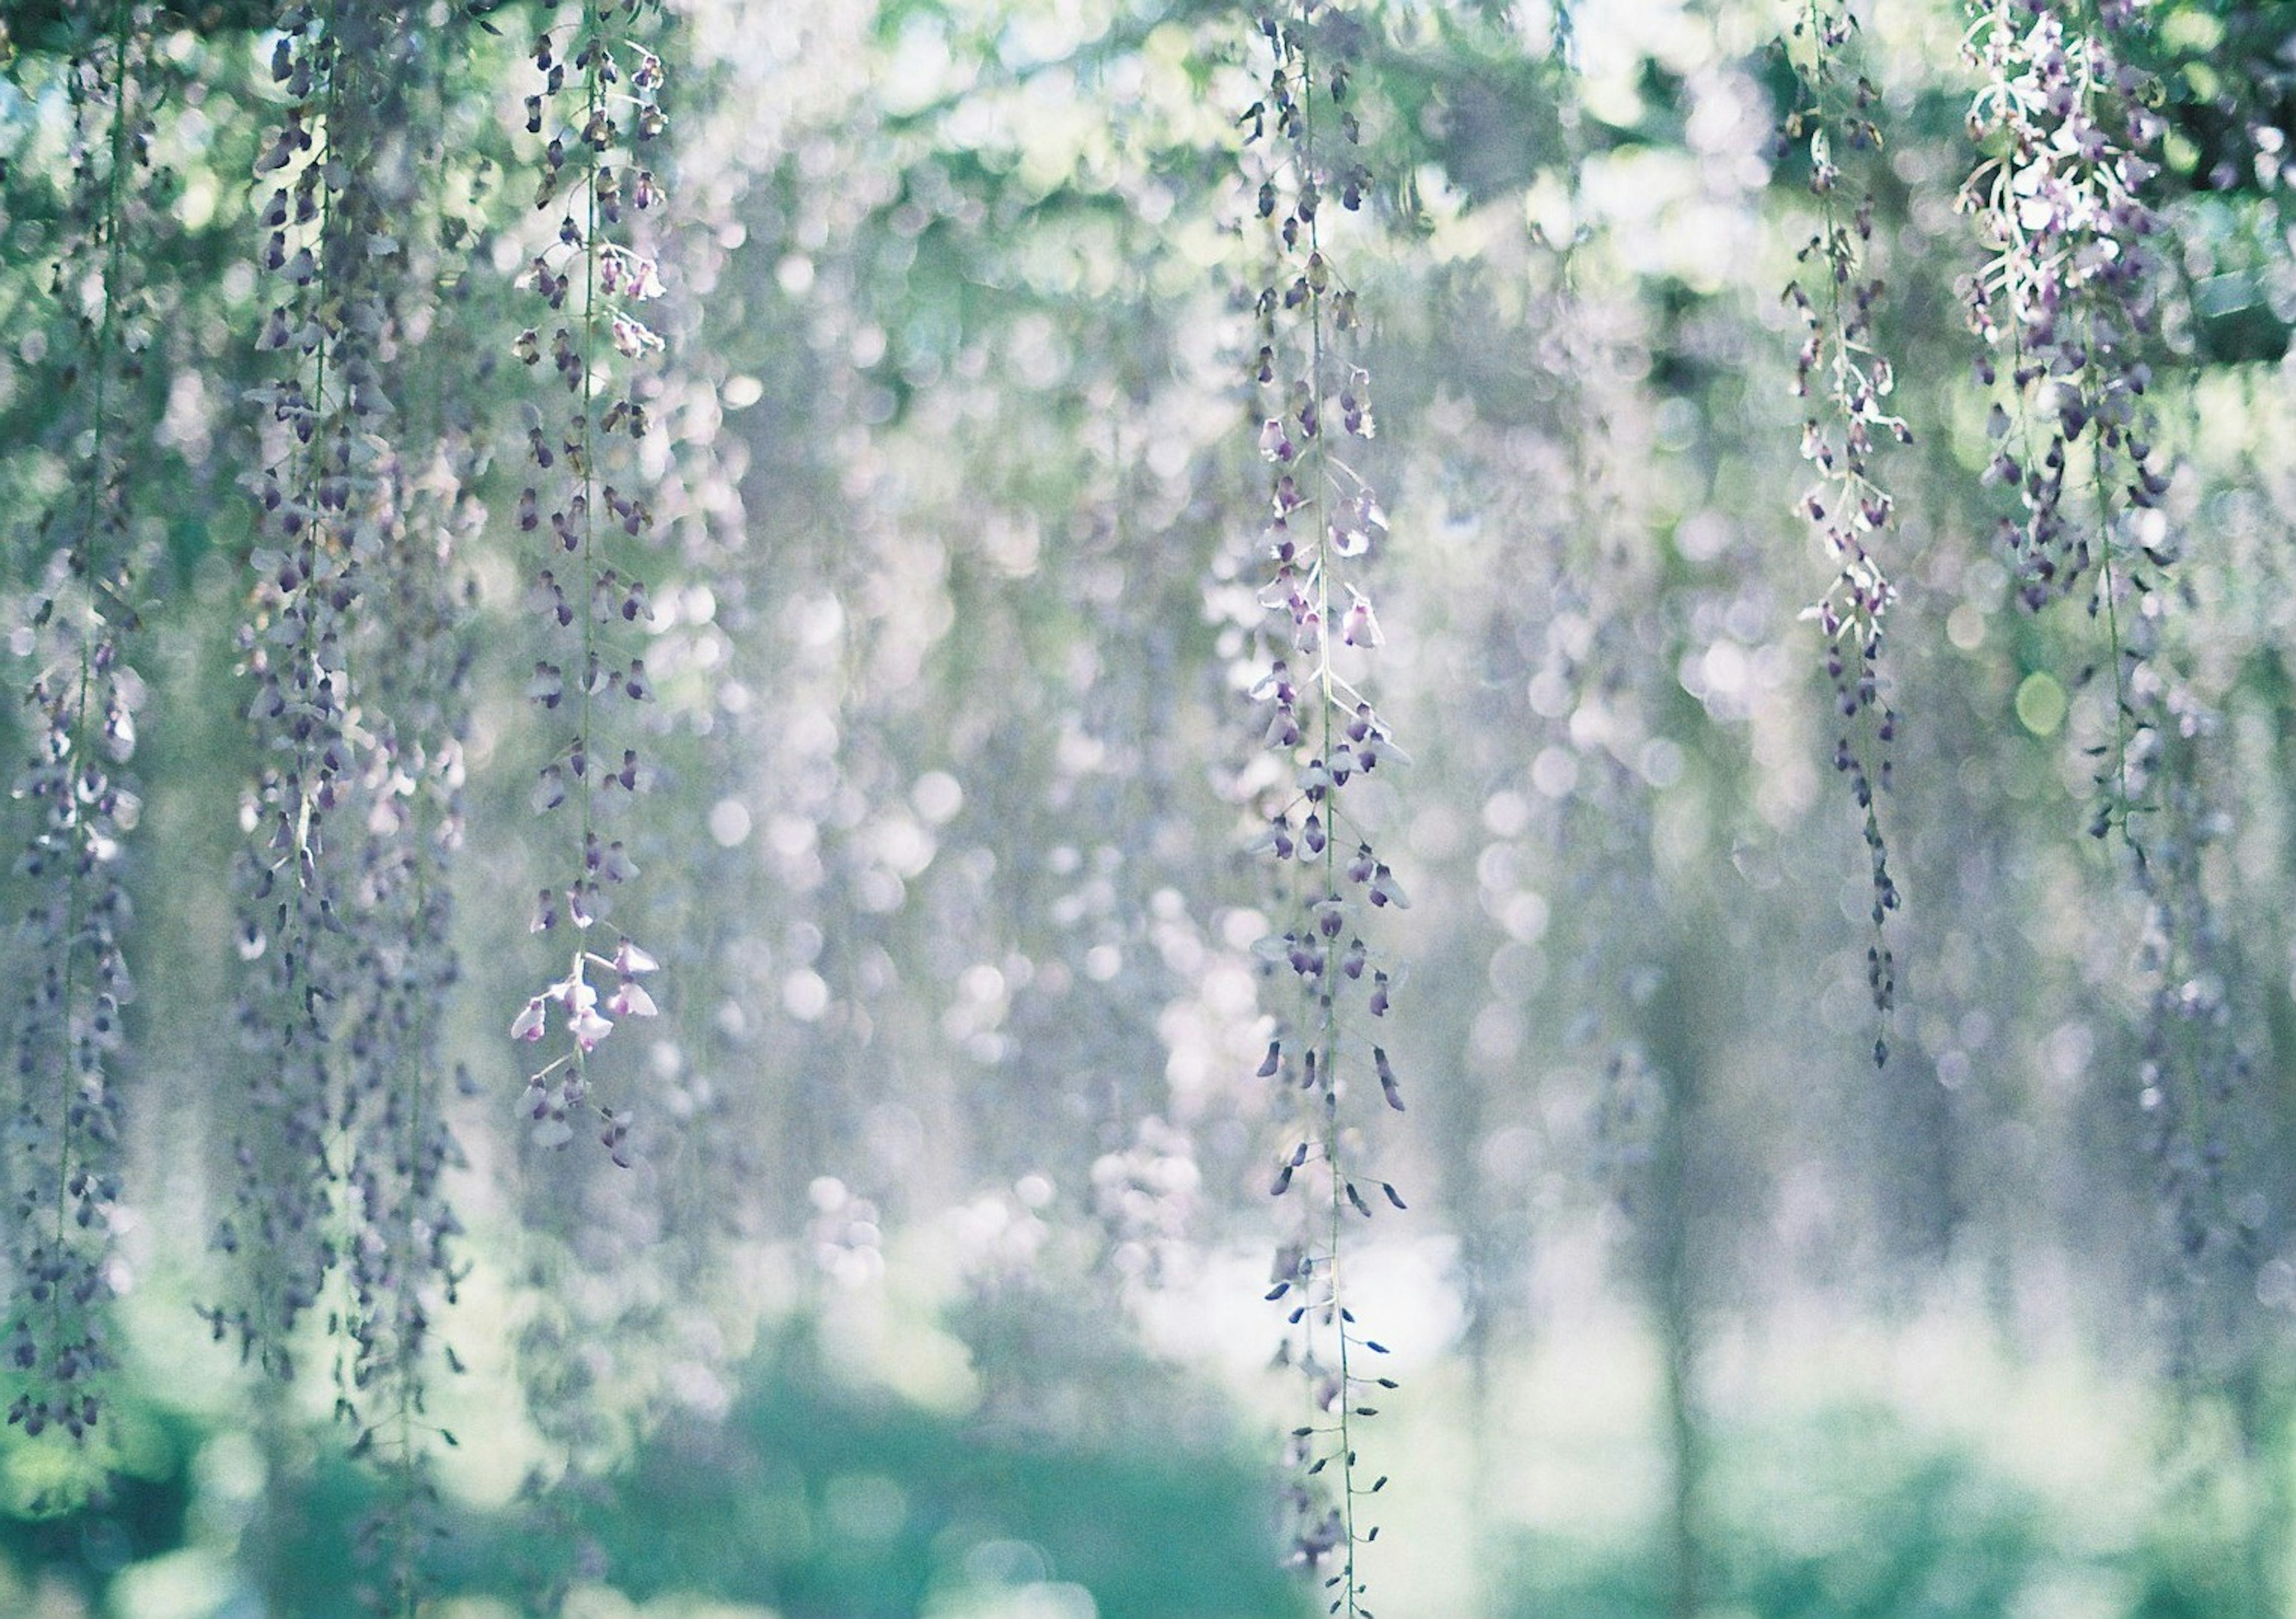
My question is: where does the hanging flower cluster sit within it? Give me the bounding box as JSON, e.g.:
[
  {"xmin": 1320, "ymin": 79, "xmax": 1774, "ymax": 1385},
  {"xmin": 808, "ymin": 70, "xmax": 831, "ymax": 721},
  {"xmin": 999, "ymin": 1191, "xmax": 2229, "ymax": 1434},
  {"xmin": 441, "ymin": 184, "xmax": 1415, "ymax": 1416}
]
[
  {"xmin": 1961, "ymin": 0, "xmax": 2172, "ymax": 806},
  {"xmin": 1780, "ymin": 0, "xmax": 1906, "ymax": 1064},
  {"xmin": 216, "ymin": 13, "xmax": 479, "ymax": 1474},
  {"xmin": 1959, "ymin": 1, "xmax": 2251, "ymax": 1341},
  {"xmin": 514, "ymin": 939, "xmax": 658, "ymax": 1162},
  {"xmin": 1238, "ymin": 1, "xmax": 1405, "ymax": 1607},
  {"xmin": 5, "ymin": 0, "xmax": 154, "ymax": 1444},
  {"xmin": 307, "ymin": 18, "xmax": 501, "ymax": 1597},
  {"xmin": 513, "ymin": 0, "xmax": 671, "ymax": 1153},
  {"xmin": 1964, "ymin": 0, "xmax": 2169, "ymax": 576},
  {"xmin": 219, "ymin": 0, "xmax": 389, "ymax": 1376},
  {"xmin": 2130, "ymin": 722, "xmax": 2253, "ymax": 1291}
]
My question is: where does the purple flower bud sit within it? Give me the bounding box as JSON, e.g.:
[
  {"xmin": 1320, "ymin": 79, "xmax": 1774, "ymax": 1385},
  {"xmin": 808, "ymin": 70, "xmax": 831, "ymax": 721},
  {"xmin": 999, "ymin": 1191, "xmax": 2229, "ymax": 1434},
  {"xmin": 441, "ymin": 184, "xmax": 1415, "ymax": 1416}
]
[{"xmin": 1375, "ymin": 1047, "xmax": 1404, "ymax": 1111}]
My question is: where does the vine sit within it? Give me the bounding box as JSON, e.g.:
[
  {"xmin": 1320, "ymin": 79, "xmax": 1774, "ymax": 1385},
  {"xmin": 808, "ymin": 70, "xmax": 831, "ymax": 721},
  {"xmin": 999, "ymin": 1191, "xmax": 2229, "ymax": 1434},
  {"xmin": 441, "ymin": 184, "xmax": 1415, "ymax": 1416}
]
[
  {"xmin": 1960, "ymin": 0, "xmax": 2170, "ymax": 838},
  {"xmin": 1958, "ymin": 0, "xmax": 2258, "ymax": 1368},
  {"xmin": 216, "ymin": 0, "xmax": 377, "ymax": 1380},
  {"xmin": 4, "ymin": 0, "xmax": 152, "ymax": 1452},
  {"xmin": 212, "ymin": 37, "xmax": 481, "ymax": 1605},
  {"xmin": 1239, "ymin": 2, "xmax": 1404, "ymax": 1609},
  {"xmin": 328, "ymin": 12, "xmax": 492, "ymax": 1606},
  {"xmin": 1781, "ymin": 0, "xmax": 1907, "ymax": 1064},
  {"xmin": 511, "ymin": 0, "xmax": 670, "ymax": 1160}
]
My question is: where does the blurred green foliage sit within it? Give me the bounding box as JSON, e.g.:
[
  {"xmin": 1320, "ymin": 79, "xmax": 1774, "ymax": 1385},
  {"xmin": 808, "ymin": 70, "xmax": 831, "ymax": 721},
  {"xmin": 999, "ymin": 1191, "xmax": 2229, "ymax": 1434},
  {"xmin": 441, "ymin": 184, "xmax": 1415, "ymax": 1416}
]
[
  {"xmin": 1497, "ymin": 1400, "xmax": 2279, "ymax": 1619},
  {"xmin": 2, "ymin": 1313, "xmax": 1301, "ymax": 1619}
]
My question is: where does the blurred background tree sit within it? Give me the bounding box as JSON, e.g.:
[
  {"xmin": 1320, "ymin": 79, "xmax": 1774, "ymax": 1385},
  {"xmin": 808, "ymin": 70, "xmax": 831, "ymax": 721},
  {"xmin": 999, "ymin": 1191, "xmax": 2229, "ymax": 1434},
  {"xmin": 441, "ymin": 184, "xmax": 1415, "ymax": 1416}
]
[{"xmin": 5, "ymin": 0, "xmax": 2296, "ymax": 1615}]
